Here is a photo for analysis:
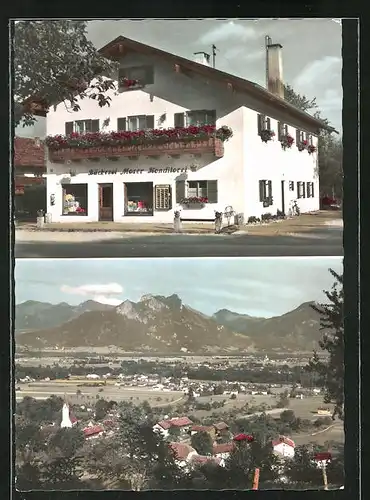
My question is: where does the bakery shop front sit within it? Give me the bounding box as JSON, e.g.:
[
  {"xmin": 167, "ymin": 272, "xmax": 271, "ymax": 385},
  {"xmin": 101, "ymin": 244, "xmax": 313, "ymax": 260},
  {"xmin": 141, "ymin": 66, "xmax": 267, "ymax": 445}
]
[{"xmin": 47, "ymin": 160, "xmax": 223, "ymax": 223}]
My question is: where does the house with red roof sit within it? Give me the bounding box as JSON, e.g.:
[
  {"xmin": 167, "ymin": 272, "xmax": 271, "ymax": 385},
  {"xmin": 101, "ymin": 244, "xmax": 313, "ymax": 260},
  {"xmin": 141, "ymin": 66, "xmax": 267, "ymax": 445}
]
[
  {"xmin": 272, "ymin": 436, "xmax": 295, "ymax": 458},
  {"xmin": 190, "ymin": 425, "xmax": 216, "ymax": 440},
  {"xmin": 83, "ymin": 425, "xmax": 104, "ymax": 440},
  {"xmin": 212, "ymin": 442, "xmax": 235, "ymax": 459},
  {"xmin": 153, "ymin": 416, "xmax": 193, "ymax": 438},
  {"xmin": 168, "ymin": 442, "xmax": 198, "ymax": 467}
]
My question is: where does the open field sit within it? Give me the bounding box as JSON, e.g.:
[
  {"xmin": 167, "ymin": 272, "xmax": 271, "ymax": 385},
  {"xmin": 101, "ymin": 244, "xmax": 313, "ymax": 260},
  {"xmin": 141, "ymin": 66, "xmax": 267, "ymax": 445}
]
[{"xmin": 15, "ymin": 381, "xmax": 184, "ymax": 406}]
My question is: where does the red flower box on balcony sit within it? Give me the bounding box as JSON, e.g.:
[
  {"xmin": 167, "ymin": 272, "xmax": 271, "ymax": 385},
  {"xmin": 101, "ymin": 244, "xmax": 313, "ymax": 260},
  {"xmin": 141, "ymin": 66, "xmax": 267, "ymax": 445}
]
[{"xmin": 46, "ymin": 125, "xmax": 232, "ymax": 162}]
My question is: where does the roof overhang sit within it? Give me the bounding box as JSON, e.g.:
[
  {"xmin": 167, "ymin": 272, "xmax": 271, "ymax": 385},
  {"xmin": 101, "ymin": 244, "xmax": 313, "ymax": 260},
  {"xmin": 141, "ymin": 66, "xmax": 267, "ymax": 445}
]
[{"xmin": 98, "ymin": 36, "xmax": 338, "ymax": 135}]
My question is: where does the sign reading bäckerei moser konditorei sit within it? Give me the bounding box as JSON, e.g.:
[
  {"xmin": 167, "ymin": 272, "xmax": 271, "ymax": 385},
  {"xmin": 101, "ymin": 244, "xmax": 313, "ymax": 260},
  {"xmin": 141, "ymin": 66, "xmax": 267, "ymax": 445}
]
[{"xmin": 88, "ymin": 167, "xmax": 189, "ymax": 175}]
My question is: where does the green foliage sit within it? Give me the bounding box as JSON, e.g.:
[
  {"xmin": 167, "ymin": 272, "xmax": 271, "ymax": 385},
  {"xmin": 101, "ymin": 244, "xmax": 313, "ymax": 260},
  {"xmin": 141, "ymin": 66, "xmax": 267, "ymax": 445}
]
[
  {"xmin": 284, "ymin": 84, "xmax": 342, "ymax": 198},
  {"xmin": 284, "ymin": 84, "xmax": 318, "ymax": 112},
  {"xmin": 14, "ymin": 21, "xmax": 119, "ymax": 127},
  {"xmin": 283, "ymin": 445, "xmax": 323, "ymax": 488},
  {"xmin": 307, "ymin": 269, "xmax": 344, "ymax": 420},
  {"xmin": 190, "ymin": 431, "xmax": 213, "ymax": 455},
  {"xmin": 16, "ymin": 395, "xmax": 64, "ymax": 424},
  {"xmin": 276, "ymin": 390, "xmax": 290, "ymax": 408},
  {"xmin": 279, "ymin": 410, "xmax": 296, "ymax": 425}
]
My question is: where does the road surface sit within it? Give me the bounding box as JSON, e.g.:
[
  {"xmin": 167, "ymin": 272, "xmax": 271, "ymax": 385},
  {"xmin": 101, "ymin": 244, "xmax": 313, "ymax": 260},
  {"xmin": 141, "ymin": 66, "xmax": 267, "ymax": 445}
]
[{"xmin": 15, "ymin": 228, "xmax": 343, "ymax": 258}]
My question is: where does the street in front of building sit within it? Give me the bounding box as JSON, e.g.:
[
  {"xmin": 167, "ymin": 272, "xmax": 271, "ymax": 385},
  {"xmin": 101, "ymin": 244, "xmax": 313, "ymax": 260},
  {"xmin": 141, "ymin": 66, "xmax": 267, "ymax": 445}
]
[{"xmin": 15, "ymin": 225, "xmax": 343, "ymax": 258}]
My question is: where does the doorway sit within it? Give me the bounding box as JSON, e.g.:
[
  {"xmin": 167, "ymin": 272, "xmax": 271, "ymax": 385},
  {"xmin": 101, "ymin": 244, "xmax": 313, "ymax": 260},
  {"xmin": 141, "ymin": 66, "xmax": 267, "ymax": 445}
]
[
  {"xmin": 124, "ymin": 182, "xmax": 154, "ymax": 216},
  {"xmin": 281, "ymin": 180, "xmax": 286, "ymax": 215},
  {"xmin": 98, "ymin": 183, "xmax": 113, "ymax": 221}
]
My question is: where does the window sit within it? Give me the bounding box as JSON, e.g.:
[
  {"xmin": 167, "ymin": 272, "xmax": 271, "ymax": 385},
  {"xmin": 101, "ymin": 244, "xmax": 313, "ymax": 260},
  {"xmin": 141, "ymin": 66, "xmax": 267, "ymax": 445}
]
[
  {"xmin": 124, "ymin": 182, "xmax": 153, "ymax": 216},
  {"xmin": 127, "ymin": 115, "xmax": 155, "ymax": 132},
  {"xmin": 65, "ymin": 120, "xmax": 99, "ymax": 135},
  {"xmin": 175, "ymin": 180, "xmax": 218, "ymax": 203},
  {"xmin": 118, "ymin": 65, "xmax": 154, "ymax": 85},
  {"xmin": 308, "ymin": 134, "xmax": 314, "ymax": 145},
  {"xmin": 296, "ymin": 129, "xmax": 307, "ymax": 144},
  {"xmin": 117, "ymin": 117, "xmax": 127, "ymax": 131},
  {"xmin": 257, "ymin": 114, "xmax": 271, "ymax": 135},
  {"xmin": 306, "ymin": 182, "xmax": 315, "ymax": 198},
  {"xmin": 289, "ymin": 181, "xmax": 295, "ymax": 191},
  {"xmin": 174, "ymin": 113, "xmax": 185, "ymax": 128},
  {"xmin": 62, "ymin": 184, "xmax": 88, "ymax": 215},
  {"xmin": 185, "ymin": 110, "xmax": 216, "ymax": 126},
  {"xmin": 297, "ymin": 181, "xmax": 306, "ymax": 199},
  {"xmin": 277, "ymin": 122, "xmax": 289, "ymax": 140},
  {"xmin": 259, "ymin": 180, "xmax": 273, "ymax": 206},
  {"xmin": 154, "ymin": 185, "xmax": 172, "ymax": 210}
]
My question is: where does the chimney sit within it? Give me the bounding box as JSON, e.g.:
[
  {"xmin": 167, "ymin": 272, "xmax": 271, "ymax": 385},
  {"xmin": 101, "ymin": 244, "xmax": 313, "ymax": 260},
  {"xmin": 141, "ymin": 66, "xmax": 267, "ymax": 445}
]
[
  {"xmin": 193, "ymin": 51, "xmax": 211, "ymax": 66},
  {"xmin": 265, "ymin": 36, "xmax": 284, "ymax": 99}
]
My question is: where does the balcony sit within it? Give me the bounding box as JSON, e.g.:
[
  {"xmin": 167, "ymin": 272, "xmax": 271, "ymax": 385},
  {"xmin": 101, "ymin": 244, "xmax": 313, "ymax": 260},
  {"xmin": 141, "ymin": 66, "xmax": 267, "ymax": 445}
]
[{"xmin": 46, "ymin": 125, "xmax": 232, "ymax": 163}]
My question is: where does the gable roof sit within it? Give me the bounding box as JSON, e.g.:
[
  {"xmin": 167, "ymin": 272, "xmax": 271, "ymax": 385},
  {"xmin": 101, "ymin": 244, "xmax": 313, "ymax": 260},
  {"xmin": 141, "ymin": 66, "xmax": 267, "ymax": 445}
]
[
  {"xmin": 272, "ymin": 436, "xmax": 295, "ymax": 448},
  {"xmin": 98, "ymin": 36, "xmax": 337, "ymax": 134},
  {"xmin": 169, "ymin": 442, "xmax": 196, "ymax": 461}
]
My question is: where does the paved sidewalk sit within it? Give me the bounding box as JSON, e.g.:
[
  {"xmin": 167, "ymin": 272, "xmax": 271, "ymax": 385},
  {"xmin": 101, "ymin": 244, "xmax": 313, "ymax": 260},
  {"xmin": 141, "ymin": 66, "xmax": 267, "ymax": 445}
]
[{"xmin": 15, "ymin": 210, "xmax": 342, "ymax": 237}]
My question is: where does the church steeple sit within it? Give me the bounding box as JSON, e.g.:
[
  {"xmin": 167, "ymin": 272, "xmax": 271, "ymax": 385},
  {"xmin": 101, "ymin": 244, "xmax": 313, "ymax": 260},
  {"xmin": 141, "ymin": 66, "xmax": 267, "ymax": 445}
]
[{"xmin": 60, "ymin": 394, "xmax": 72, "ymax": 428}]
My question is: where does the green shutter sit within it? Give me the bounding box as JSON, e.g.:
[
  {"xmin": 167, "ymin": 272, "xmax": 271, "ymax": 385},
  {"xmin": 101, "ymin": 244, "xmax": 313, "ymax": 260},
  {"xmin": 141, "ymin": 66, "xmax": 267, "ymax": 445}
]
[
  {"xmin": 65, "ymin": 122, "xmax": 73, "ymax": 135},
  {"xmin": 311, "ymin": 182, "xmax": 315, "ymax": 198},
  {"xmin": 174, "ymin": 113, "xmax": 185, "ymax": 128},
  {"xmin": 277, "ymin": 122, "xmax": 282, "ymax": 140},
  {"xmin": 117, "ymin": 118, "xmax": 127, "ymax": 131},
  {"xmin": 145, "ymin": 115, "xmax": 155, "ymax": 129},
  {"xmin": 207, "ymin": 180, "xmax": 218, "ymax": 203},
  {"xmin": 266, "ymin": 117, "xmax": 271, "ymax": 131},
  {"xmin": 176, "ymin": 180, "xmax": 186, "ymax": 203},
  {"xmin": 259, "ymin": 180, "xmax": 265, "ymax": 201},
  {"xmin": 91, "ymin": 120, "xmax": 99, "ymax": 132},
  {"xmin": 257, "ymin": 114, "xmax": 263, "ymax": 135},
  {"xmin": 268, "ymin": 180, "xmax": 272, "ymax": 198},
  {"xmin": 296, "ymin": 129, "xmax": 301, "ymax": 144},
  {"xmin": 302, "ymin": 182, "xmax": 306, "ymax": 198}
]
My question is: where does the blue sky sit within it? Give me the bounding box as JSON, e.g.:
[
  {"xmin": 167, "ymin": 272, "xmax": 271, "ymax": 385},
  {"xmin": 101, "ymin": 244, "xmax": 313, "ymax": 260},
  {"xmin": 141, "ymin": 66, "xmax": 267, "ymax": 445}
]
[
  {"xmin": 15, "ymin": 258, "xmax": 342, "ymax": 318},
  {"xmin": 86, "ymin": 19, "xmax": 342, "ymax": 132}
]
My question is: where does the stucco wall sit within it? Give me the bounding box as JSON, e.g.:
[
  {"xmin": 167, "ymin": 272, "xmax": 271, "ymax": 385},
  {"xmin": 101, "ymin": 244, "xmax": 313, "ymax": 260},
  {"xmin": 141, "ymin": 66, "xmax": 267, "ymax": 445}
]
[{"xmin": 46, "ymin": 51, "xmax": 320, "ymax": 222}]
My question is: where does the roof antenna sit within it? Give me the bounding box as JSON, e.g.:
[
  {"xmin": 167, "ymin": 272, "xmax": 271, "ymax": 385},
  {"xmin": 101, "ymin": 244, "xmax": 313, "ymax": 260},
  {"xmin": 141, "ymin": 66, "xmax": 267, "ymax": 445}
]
[{"xmin": 212, "ymin": 44, "xmax": 219, "ymax": 69}]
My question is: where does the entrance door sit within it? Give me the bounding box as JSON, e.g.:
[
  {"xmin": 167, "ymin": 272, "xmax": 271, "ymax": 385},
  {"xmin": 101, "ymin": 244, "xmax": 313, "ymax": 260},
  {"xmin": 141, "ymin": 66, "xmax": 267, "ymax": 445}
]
[
  {"xmin": 281, "ymin": 180, "xmax": 286, "ymax": 215},
  {"xmin": 98, "ymin": 184, "xmax": 113, "ymax": 221}
]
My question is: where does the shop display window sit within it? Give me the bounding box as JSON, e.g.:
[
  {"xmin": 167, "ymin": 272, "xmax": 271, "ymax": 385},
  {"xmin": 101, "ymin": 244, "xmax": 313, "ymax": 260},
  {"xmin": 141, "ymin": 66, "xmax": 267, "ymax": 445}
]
[
  {"xmin": 124, "ymin": 182, "xmax": 153, "ymax": 216},
  {"xmin": 62, "ymin": 184, "xmax": 88, "ymax": 215}
]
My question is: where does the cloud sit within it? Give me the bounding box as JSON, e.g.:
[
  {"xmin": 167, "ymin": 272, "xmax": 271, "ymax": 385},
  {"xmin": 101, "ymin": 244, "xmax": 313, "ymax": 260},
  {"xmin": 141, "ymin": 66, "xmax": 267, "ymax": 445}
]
[
  {"xmin": 60, "ymin": 282, "xmax": 124, "ymax": 305},
  {"xmin": 198, "ymin": 21, "xmax": 256, "ymax": 44},
  {"xmin": 320, "ymin": 89, "xmax": 343, "ymax": 112},
  {"xmin": 294, "ymin": 56, "xmax": 341, "ymax": 88}
]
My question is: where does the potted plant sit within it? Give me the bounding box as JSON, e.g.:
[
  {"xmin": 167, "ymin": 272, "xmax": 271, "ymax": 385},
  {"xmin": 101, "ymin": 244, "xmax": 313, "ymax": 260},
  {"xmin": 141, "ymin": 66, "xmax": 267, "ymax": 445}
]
[
  {"xmin": 260, "ymin": 129, "xmax": 275, "ymax": 143},
  {"xmin": 307, "ymin": 144, "xmax": 317, "ymax": 154},
  {"xmin": 297, "ymin": 139, "xmax": 308, "ymax": 151},
  {"xmin": 180, "ymin": 196, "xmax": 208, "ymax": 208},
  {"xmin": 280, "ymin": 134, "xmax": 294, "ymax": 150},
  {"xmin": 120, "ymin": 77, "xmax": 140, "ymax": 88}
]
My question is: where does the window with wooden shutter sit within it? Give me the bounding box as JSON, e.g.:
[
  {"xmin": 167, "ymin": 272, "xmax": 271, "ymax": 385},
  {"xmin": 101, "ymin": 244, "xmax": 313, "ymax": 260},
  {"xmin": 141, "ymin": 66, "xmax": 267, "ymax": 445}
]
[
  {"xmin": 145, "ymin": 115, "xmax": 155, "ymax": 129},
  {"xmin": 207, "ymin": 180, "xmax": 218, "ymax": 203},
  {"xmin": 296, "ymin": 129, "xmax": 301, "ymax": 144},
  {"xmin": 266, "ymin": 117, "xmax": 271, "ymax": 131},
  {"xmin": 311, "ymin": 182, "xmax": 315, "ymax": 197},
  {"xmin": 259, "ymin": 180, "xmax": 265, "ymax": 201},
  {"xmin": 176, "ymin": 180, "xmax": 186, "ymax": 203},
  {"xmin": 65, "ymin": 122, "xmax": 73, "ymax": 135},
  {"xmin": 277, "ymin": 122, "xmax": 283, "ymax": 141},
  {"xmin": 155, "ymin": 185, "xmax": 171, "ymax": 210},
  {"xmin": 91, "ymin": 119, "xmax": 99, "ymax": 132},
  {"xmin": 117, "ymin": 117, "xmax": 127, "ymax": 131},
  {"xmin": 120, "ymin": 65, "xmax": 154, "ymax": 85},
  {"xmin": 268, "ymin": 180, "xmax": 272, "ymax": 198},
  {"xmin": 174, "ymin": 113, "xmax": 185, "ymax": 128},
  {"xmin": 186, "ymin": 109, "xmax": 216, "ymax": 126},
  {"xmin": 257, "ymin": 114, "xmax": 264, "ymax": 135},
  {"xmin": 297, "ymin": 181, "xmax": 304, "ymax": 199},
  {"xmin": 284, "ymin": 124, "xmax": 289, "ymax": 135},
  {"xmin": 289, "ymin": 181, "xmax": 295, "ymax": 191},
  {"xmin": 302, "ymin": 182, "xmax": 306, "ymax": 198}
]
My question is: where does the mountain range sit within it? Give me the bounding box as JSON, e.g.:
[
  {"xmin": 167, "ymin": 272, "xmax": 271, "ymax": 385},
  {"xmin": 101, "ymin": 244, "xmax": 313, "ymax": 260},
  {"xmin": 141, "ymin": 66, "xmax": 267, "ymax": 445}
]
[{"xmin": 15, "ymin": 295, "xmax": 323, "ymax": 352}]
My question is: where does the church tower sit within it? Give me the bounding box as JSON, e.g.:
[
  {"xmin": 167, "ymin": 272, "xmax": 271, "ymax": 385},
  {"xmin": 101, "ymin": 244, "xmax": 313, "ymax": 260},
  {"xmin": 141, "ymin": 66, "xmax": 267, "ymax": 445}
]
[{"xmin": 60, "ymin": 395, "xmax": 72, "ymax": 428}]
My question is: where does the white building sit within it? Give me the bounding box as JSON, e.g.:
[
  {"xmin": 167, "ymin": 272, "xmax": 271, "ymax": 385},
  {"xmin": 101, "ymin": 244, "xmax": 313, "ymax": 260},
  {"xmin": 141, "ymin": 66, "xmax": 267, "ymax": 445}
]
[
  {"xmin": 44, "ymin": 36, "xmax": 335, "ymax": 224},
  {"xmin": 272, "ymin": 436, "xmax": 295, "ymax": 458},
  {"xmin": 60, "ymin": 402, "xmax": 72, "ymax": 429}
]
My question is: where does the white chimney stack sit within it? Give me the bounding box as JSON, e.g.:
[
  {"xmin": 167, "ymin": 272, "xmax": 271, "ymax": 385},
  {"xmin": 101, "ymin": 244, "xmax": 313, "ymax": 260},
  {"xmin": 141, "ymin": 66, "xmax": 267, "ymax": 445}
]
[
  {"xmin": 193, "ymin": 52, "xmax": 211, "ymax": 66},
  {"xmin": 265, "ymin": 36, "xmax": 284, "ymax": 99},
  {"xmin": 61, "ymin": 402, "xmax": 72, "ymax": 428}
]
